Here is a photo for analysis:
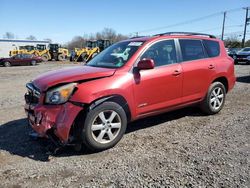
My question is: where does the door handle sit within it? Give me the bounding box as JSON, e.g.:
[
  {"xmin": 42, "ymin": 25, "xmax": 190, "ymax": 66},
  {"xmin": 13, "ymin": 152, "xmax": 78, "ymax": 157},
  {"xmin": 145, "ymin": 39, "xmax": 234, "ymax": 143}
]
[
  {"xmin": 208, "ymin": 64, "xmax": 215, "ymax": 69},
  {"xmin": 172, "ymin": 70, "xmax": 181, "ymax": 76}
]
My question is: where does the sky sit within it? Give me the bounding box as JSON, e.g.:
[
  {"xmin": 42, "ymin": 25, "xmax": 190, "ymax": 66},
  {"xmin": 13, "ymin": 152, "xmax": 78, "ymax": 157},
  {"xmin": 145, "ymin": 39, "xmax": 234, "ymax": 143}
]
[{"xmin": 0, "ymin": 0, "xmax": 249, "ymax": 44}]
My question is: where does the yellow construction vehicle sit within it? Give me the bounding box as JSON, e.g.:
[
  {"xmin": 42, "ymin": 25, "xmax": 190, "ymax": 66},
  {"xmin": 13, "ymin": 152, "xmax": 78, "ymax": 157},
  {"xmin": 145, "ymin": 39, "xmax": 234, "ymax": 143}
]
[
  {"xmin": 71, "ymin": 39, "xmax": 112, "ymax": 62},
  {"xmin": 42, "ymin": 44, "xmax": 69, "ymax": 61},
  {"xmin": 96, "ymin": 39, "xmax": 112, "ymax": 51},
  {"xmin": 34, "ymin": 44, "xmax": 69, "ymax": 61},
  {"xmin": 9, "ymin": 43, "xmax": 69, "ymax": 61},
  {"xmin": 9, "ymin": 45, "xmax": 36, "ymax": 57}
]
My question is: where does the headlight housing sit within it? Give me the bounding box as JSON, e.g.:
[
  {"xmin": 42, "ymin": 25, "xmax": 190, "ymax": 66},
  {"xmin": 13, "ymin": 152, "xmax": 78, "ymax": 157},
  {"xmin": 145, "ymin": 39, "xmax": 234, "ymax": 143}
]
[{"xmin": 45, "ymin": 83, "xmax": 77, "ymax": 104}]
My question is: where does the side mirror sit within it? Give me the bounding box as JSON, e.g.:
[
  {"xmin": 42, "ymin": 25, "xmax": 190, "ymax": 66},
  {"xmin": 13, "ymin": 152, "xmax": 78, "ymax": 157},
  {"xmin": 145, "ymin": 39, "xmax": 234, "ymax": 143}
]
[{"xmin": 137, "ymin": 59, "xmax": 154, "ymax": 70}]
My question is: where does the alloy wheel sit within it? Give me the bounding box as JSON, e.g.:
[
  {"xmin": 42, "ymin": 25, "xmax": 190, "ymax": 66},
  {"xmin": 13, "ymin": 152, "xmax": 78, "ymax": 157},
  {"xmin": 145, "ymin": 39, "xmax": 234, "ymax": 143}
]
[
  {"xmin": 210, "ymin": 87, "xmax": 224, "ymax": 110},
  {"xmin": 91, "ymin": 110, "xmax": 122, "ymax": 144}
]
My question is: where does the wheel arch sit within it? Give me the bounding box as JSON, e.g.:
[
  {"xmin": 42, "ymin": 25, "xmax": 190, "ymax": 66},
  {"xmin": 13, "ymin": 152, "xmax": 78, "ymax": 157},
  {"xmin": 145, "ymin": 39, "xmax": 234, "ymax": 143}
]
[
  {"xmin": 88, "ymin": 94, "xmax": 132, "ymax": 122},
  {"xmin": 69, "ymin": 94, "xmax": 132, "ymax": 143},
  {"xmin": 212, "ymin": 76, "xmax": 229, "ymax": 92}
]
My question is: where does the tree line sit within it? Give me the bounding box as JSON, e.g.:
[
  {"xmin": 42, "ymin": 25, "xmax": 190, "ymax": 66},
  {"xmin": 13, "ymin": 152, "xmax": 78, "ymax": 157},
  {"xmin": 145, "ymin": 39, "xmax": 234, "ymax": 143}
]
[
  {"xmin": 2, "ymin": 30, "xmax": 249, "ymax": 49},
  {"xmin": 224, "ymin": 35, "xmax": 250, "ymax": 48},
  {"xmin": 66, "ymin": 28, "xmax": 129, "ymax": 50}
]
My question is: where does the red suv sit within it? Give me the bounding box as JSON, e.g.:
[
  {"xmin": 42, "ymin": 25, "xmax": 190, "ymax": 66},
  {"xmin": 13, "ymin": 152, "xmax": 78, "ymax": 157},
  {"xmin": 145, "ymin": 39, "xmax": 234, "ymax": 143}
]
[{"xmin": 25, "ymin": 32, "xmax": 235, "ymax": 151}]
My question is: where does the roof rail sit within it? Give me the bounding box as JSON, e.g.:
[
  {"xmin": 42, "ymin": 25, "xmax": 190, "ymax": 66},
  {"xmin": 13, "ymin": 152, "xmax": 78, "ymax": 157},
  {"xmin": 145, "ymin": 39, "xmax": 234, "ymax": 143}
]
[{"xmin": 154, "ymin": 32, "xmax": 216, "ymax": 38}]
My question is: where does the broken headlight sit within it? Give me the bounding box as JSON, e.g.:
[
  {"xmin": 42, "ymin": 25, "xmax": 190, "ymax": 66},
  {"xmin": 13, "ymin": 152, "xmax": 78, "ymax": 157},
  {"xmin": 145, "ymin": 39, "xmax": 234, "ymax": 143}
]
[{"xmin": 45, "ymin": 83, "xmax": 77, "ymax": 104}]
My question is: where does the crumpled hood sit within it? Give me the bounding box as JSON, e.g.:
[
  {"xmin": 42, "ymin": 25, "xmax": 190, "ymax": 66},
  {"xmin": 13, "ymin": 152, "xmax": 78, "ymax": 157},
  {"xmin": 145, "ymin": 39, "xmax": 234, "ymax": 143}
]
[{"xmin": 33, "ymin": 65, "xmax": 116, "ymax": 91}]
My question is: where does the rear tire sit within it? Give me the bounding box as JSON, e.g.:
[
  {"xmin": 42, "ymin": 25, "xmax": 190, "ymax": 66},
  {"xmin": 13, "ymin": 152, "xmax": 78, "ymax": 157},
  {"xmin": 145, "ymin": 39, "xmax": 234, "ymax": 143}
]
[
  {"xmin": 81, "ymin": 102, "xmax": 127, "ymax": 151},
  {"xmin": 4, "ymin": 61, "xmax": 11, "ymax": 67},
  {"xmin": 58, "ymin": 54, "xmax": 65, "ymax": 61},
  {"xmin": 200, "ymin": 82, "xmax": 226, "ymax": 115}
]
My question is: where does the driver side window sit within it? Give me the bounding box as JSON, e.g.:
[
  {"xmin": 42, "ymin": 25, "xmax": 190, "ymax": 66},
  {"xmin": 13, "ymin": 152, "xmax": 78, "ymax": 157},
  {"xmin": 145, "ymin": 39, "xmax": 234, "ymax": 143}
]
[{"xmin": 141, "ymin": 40, "xmax": 177, "ymax": 67}]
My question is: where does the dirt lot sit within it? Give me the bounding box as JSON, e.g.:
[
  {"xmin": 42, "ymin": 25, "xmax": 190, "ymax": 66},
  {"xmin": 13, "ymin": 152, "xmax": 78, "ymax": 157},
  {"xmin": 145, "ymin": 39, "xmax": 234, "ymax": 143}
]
[{"xmin": 0, "ymin": 62, "xmax": 249, "ymax": 188}]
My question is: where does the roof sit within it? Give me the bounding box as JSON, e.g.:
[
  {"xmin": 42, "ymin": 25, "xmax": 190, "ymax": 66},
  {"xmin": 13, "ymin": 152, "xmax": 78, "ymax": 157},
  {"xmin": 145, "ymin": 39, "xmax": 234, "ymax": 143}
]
[{"xmin": 0, "ymin": 39, "xmax": 50, "ymax": 43}]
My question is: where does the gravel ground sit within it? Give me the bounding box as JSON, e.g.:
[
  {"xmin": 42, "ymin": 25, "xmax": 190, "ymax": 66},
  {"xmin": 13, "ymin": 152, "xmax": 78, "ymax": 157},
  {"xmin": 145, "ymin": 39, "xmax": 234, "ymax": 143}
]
[{"xmin": 0, "ymin": 62, "xmax": 249, "ymax": 188}]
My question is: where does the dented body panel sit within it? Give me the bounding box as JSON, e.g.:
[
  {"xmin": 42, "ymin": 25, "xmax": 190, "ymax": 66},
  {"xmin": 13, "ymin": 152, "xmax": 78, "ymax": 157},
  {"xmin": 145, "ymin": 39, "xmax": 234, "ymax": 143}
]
[{"xmin": 25, "ymin": 102, "xmax": 82, "ymax": 143}]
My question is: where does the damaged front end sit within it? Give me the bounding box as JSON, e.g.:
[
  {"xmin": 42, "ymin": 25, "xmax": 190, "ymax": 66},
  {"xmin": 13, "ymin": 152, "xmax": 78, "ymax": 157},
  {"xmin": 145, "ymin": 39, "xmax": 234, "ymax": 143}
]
[{"xmin": 24, "ymin": 82, "xmax": 83, "ymax": 147}]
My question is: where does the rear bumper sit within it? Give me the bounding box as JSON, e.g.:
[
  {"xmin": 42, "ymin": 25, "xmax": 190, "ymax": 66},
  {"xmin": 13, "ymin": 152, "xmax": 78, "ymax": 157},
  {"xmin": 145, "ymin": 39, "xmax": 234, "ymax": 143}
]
[{"xmin": 24, "ymin": 102, "xmax": 82, "ymax": 143}]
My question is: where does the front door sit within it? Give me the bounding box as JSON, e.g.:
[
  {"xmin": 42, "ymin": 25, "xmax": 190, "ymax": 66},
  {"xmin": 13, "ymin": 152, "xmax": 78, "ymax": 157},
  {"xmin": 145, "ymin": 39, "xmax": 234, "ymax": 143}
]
[
  {"xmin": 11, "ymin": 54, "xmax": 23, "ymax": 65},
  {"xmin": 133, "ymin": 39, "xmax": 183, "ymax": 116}
]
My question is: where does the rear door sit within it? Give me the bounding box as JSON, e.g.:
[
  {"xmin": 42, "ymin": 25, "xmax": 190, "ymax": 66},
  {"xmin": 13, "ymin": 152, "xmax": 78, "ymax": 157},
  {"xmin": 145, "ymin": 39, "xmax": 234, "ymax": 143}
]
[
  {"xmin": 133, "ymin": 39, "xmax": 183, "ymax": 115},
  {"xmin": 23, "ymin": 54, "xmax": 32, "ymax": 65},
  {"xmin": 178, "ymin": 39, "xmax": 216, "ymax": 103},
  {"xmin": 19, "ymin": 54, "xmax": 29, "ymax": 65}
]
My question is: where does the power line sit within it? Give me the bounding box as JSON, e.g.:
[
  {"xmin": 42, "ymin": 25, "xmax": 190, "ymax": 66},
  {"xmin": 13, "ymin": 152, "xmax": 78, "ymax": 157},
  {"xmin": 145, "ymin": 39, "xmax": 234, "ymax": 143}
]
[
  {"xmin": 197, "ymin": 24, "xmax": 243, "ymax": 33},
  {"xmin": 218, "ymin": 30, "xmax": 249, "ymax": 37},
  {"xmin": 135, "ymin": 12, "xmax": 222, "ymax": 34},
  {"xmin": 134, "ymin": 6, "xmax": 246, "ymax": 35}
]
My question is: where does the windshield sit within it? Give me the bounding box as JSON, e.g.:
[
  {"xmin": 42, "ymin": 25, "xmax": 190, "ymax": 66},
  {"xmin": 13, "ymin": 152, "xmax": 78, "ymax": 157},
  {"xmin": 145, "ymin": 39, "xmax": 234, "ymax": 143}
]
[{"xmin": 87, "ymin": 41, "xmax": 144, "ymax": 68}]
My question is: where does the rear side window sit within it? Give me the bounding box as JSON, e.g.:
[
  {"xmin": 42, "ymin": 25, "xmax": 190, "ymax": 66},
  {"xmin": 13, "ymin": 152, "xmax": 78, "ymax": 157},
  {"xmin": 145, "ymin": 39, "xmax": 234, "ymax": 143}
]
[
  {"xmin": 203, "ymin": 40, "xmax": 220, "ymax": 57},
  {"xmin": 179, "ymin": 39, "xmax": 205, "ymax": 61}
]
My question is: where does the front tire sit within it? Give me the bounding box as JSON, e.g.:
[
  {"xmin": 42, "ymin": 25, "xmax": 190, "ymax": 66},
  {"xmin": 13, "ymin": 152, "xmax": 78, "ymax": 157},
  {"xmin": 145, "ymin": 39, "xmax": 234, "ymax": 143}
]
[
  {"xmin": 41, "ymin": 54, "xmax": 49, "ymax": 61},
  {"xmin": 200, "ymin": 82, "xmax": 226, "ymax": 115},
  {"xmin": 4, "ymin": 61, "xmax": 11, "ymax": 67},
  {"xmin": 82, "ymin": 102, "xmax": 127, "ymax": 151}
]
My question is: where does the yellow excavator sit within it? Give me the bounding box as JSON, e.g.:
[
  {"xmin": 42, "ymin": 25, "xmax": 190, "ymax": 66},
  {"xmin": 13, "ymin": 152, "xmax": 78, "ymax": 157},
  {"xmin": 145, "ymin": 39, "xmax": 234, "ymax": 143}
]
[
  {"xmin": 71, "ymin": 39, "xmax": 112, "ymax": 62},
  {"xmin": 10, "ymin": 44, "xmax": 69, "ymax": 61},
  {"xmin": 35, "ymin": 44, "xmax": 69, "ymax": 61},
  {"xmin": 9, "ymin": 45, "xmax": 36, "ymax": 57}
]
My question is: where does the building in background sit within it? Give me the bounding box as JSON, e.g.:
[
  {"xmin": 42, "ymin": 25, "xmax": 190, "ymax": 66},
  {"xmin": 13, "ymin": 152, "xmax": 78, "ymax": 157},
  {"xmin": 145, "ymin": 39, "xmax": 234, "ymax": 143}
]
[{"xmin": 0, "ymin": 39, "xmax": 50, "ymax": 58}]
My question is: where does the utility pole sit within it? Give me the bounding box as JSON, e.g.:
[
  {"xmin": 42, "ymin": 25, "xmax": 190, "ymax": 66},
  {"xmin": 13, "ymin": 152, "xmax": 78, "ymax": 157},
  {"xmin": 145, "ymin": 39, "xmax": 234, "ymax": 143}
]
[
  {"xmin": 242, "ymin": 7, "xmax": 249, "ymax": 48},
  {"xmin": 221, "ymin": 11, "xmax": 226, "ymax": 41}
]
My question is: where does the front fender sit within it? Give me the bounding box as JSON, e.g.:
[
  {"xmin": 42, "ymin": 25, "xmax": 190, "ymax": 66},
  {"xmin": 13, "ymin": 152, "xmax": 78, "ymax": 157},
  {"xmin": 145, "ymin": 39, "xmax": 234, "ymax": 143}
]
[{"xmin": 70, "ymin": 73, "xmax": 137, "ymax": 119}]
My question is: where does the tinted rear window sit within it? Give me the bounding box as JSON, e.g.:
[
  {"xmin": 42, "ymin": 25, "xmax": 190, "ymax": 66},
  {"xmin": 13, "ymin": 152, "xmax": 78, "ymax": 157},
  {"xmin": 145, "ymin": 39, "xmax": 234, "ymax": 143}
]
[
  {"xmin": 179, "ymin": 39, "xmax": 205, "ymax": 61},
  {"xmin": 203, "ymin": 40, "xmax": 220, "ymax": 57}
]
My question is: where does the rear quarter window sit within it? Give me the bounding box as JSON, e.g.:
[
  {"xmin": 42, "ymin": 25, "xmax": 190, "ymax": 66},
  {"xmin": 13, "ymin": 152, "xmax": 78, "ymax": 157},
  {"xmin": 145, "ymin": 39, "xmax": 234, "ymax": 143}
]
[{"xmin": 203, "ymin": 40, "xmax": 220, "ymax": 57}]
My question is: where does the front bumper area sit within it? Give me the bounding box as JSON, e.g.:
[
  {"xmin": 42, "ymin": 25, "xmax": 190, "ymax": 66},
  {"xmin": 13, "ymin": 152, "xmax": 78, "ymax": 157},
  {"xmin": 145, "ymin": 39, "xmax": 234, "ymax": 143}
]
[{"xmin": 24, "ymin": 102, "xmax": 83, "ymax": 144}]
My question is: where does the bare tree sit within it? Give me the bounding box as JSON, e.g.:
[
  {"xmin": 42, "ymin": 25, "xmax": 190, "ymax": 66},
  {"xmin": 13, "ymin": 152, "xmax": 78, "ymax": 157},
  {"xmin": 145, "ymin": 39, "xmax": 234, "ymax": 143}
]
[
  {"xmin": 3, "ymin": 32, "xmax": 15, "ymax": 39},
  {"xmin": 101, "ymin": 28, "xmax": 117, "ymax": 41},
  {"xmin": 115, "ymin": 33, "xmax": 129, "ymax": 42},
  {"xmin": 224, "ymin": 34, "xmax": 241, "ymax": 48},
  {"xmin": 66, "ymin": 36, "xmax": 86, "ymax": 50},
  {"xmin": 26, "ymin": 35, "xmax": 37, "ymax": 40},
  {"xmin": 66, "ymin": 28, "xmax": 129, "ymax": 50},
  {"xmin": 245, "ymin": 39, "xmax": 250, "ymax": 47},
  {"xmin": 98, "ymin": 28, "xmax": 128, "ymax": 42}
]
